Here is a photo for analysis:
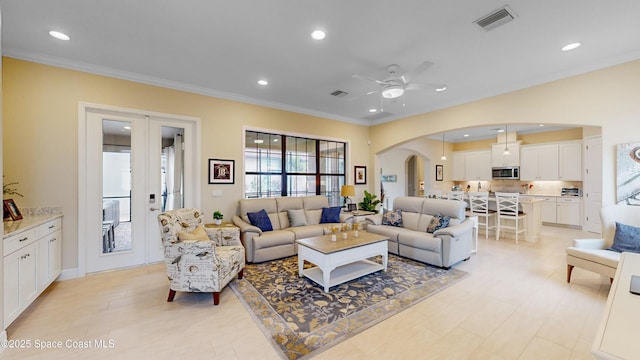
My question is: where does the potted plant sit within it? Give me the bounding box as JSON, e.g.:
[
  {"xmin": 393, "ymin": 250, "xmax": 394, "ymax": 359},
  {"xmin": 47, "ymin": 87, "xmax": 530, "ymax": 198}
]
[
  {"xmin": 213, "ymin": 210, "xmax": 224, "ymax": 225},
  {"xmin": 358, "ymin": 190, "xmax": 381, "ymax": 213}
]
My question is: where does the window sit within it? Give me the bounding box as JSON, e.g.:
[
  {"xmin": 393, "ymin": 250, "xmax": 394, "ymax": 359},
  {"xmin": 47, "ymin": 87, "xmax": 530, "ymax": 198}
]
[{"xmin": 244, "ymin": 130, "xmax": 346, "ymax": 206}]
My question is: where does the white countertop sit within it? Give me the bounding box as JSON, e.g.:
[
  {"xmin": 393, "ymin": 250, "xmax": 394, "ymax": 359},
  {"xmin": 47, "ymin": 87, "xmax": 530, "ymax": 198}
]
[{"xmin": 3, "ymin": 214, "xmax": 63, "ymax": 238}]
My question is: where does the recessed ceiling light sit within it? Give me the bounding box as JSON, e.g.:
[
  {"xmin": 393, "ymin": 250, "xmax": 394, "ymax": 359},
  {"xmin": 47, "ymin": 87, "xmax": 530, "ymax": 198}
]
[
  {"xmin": 538, "ymin": 124, "xmax": 545, "ymax": 127},
  {"xmin": 311, "ymin": 30, "xmax": 326, "ymax": 40},
  {"xmin": 497, "ymin": 129, "xmax": 505, "ymax": 133},
  {"xmin": 562, "ymin": 42, "xmax": 581, "ymax": 51},
  {"xmin": 257, "ymin": 79, "xmax": 268, "ymax": 86},
  {"xmin": 49, "ymin": 30, "xmax": 70, "ymax": 41},
  {"xmin": 463, "ymin": 134, "xmax": 469, "ymax": 137},
  {"xmin": 369, "ymin": 108, "xmax": 378, "ymax": 113},
  {"xmin": 123, "ymin": 126, "xmax": 132, "ymax": 130},
  {"xmin": 435, "ymin": 86, "xmax": 447, "ymax": 92}
]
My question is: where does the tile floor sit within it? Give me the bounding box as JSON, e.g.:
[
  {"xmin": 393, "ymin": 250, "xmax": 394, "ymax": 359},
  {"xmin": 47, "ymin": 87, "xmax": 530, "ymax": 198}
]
[{"xmin": 2, "ymin": 225, "xmax": 609, "ymax": 359}]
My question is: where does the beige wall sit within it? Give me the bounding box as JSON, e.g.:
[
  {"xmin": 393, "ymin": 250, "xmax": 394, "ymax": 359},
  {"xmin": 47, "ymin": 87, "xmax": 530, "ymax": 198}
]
[
  {"xmin": 2, "ymin": 57, "xmax": 371, "ymax": 272},
  {"xmin": 4, "ymin": 56, "xmax": 640, "ymax": 274},
  {"xmin": 370, "ymin": 59, "xmax": 640, "ymax": 207}
]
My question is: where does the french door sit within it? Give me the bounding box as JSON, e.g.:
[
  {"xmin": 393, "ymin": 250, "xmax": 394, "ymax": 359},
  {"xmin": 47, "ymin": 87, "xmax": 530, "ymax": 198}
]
[{"xmin": 79, "ymin": 104, "xmax": 200, "ymax": 274}]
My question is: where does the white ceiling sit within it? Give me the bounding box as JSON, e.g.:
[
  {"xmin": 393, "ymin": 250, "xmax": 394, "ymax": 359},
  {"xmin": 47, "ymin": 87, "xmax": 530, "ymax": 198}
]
[{"xmin": 2, "ymin": 0, "xmax": 640, "ymax": 130}]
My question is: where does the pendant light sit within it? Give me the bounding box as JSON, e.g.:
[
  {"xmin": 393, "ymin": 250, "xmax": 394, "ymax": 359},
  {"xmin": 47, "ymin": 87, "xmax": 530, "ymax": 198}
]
[
  {"xmin": 440, "ymin": 133, "xmax": 447, "ymax": 161},
  {"xmin": 503, "ymin": 124, "xmax": 510, "ymax": 155}
]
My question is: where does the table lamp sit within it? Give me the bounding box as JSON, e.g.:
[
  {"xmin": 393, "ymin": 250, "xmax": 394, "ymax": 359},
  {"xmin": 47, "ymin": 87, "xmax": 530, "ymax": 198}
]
[{"xmin": 340, "ymin": 185, "xmax": 355, "ymax": 208}]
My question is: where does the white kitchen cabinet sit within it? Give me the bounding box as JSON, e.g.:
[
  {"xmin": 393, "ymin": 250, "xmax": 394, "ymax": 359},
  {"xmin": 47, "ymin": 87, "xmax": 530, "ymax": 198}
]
[
  {"xmin": 452, "ymin": 152, "xmax": 466, "ymax": 180},
  {"xmin": 492, "ymin": 142, "xmax": 520, "ymax": 167},
  {"xmin": 4, "ymin": 241, "xmax": 38, "ymax": 327},
  {"xmin": 452, "ymin": 150, "xmax": 492, "ymax": 181},
  {"xmin": 556, "ymin": 197, "xmax": 581, "ymax": 226},
  {"xmin": 3, "ymin": 215, "xmax": 63, "ymax": 328},
  {"xmin": 559, "ymin": 141, "xmax": 583, "ymax": 180},
  {"xmin": 466, "ymin": 150, "xmax": 492, "ymax": 180},
  {"xmin": 520, "ymin": 144, "xmax": 559, "ymax": 181},
  {"xmin": 36, "ymin": 218, "xmax": 63, "ymax": 290},
  {"xmin": 539, "ymin": 196, "xmax": 557, "ymax": 223}
]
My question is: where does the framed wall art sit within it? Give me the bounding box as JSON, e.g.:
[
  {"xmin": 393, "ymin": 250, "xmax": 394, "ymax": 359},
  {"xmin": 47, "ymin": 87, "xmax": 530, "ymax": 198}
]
[
  {"xmin": 208, "ymin": 159, "xmax": 235, "ymax": 184},
  {"xmin": 616, "ymin": 142, "xmax": 640, "ymax": 205},
  {"xmin": 435, "ymin": 165, "xmax": 444, "ymax": 182},
  {"xmin": 381, "ymin": 175, "xmax": 397, "ymax": 182},
  {"xmin": 3, "ymin": 199, "xmax": 23, "ymax": 221},
  {"xmin": 354, "ymin": 166, "xmax": 367, "ymax": 185}
]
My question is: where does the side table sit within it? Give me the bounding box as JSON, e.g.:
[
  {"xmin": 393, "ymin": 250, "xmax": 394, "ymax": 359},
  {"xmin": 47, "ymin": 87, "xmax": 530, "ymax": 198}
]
[
  {"xmin": 204, "ymin": 222, "xmax": 241, "ymax": 246},
  {"xmin": 347, "ymin": 210, "xmax": 376, "ymax": 230}
]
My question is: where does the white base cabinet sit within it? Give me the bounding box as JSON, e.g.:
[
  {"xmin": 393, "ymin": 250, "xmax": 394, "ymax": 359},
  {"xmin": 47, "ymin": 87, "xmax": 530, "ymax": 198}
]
[
  {"xmin": 556, "ymin": 197, "xmax": 581, "ymax": 226},
  {"xmin": 539, "ymin": 197, "xmax": 558, "ymax": 224},
  {"xmin": 3, "ymin": 216, "xmax": 62, "ymax": 328}
]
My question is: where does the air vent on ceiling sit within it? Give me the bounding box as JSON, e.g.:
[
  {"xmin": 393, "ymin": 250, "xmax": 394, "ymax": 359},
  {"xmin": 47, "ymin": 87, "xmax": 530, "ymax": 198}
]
[
  {"xmin": 474, "ymin": 5, "xmax": 517, "ymax": 31},
  {"xmin": 330, "ymin": 90, "xmax": 349, "ymax": 98}
]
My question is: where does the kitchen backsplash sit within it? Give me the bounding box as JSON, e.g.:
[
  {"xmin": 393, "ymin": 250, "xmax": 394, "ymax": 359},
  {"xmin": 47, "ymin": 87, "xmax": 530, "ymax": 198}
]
[{"xmin": 454, "ymin": 180, "xmax": 582, "ymax": 196}]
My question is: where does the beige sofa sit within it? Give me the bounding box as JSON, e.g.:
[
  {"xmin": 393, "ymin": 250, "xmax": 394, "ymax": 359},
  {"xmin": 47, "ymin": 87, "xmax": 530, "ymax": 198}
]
[
  {"xmin": 232, "ymin": 196, "xmax": 351, "ymax": 263},
  {"xmin": 566, "ymin": 204, "xmax": 640, "ymax": 283},
  {"xmin": 367, "ymin": 196, "xmax": 474, "ymax": 269}
]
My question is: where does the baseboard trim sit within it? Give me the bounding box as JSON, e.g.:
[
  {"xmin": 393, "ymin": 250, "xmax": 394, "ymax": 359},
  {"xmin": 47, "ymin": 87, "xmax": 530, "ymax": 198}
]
[
  {"xmin": 58, "ymin": 268, "xmax": 79, "ymax": 281},
  {"xmin": 0, "ymin": 330, "xmax": 7, "ymax": 353}
]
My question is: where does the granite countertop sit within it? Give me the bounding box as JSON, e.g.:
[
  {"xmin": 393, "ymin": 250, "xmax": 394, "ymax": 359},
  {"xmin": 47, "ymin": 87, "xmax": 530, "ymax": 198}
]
[{"xmin": 3, "ymin": 214, "xmax": 63, "ymax": 238}]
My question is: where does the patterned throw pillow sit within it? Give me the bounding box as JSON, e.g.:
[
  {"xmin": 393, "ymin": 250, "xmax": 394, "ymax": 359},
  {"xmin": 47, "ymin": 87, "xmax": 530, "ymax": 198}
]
[
  {"xmin": 607, "ymin": 222, "xmax": 640, "ymax": 253},
  {"xmin": 287, "ymin": 209, "xmax": 308, "ymax": 227},
  {"xmin": 247, "ymin": 209, "xmax": 273, "ymax": 232},
  {"xmin": 177, "ymin": 225, "xmax": 210, "ymax": 241},
  {"xmin": 382, "ymin": 209, "xmax": 403, "ymax": 227},
  {"xmin": 426, "ymin": 214, "xmax": 451, "ymax": 234},
  {"xmin": 320, "ymin": 206, "xmax": 342, "ymax": 223}
]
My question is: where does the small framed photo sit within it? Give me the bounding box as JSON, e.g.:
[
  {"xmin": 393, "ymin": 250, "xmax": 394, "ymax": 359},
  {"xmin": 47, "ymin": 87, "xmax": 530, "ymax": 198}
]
[
  {"xmin": 209, "ymin": 159, "xmax": 235, "ymax": 184},
  {"xmin": 435, "ymin": 165, "xmax": 444, "ymax": 182},
  {"xmin": 354, "ymin": 166, "xmax": 367, "ymax": 185},
  {"xmin": 4, "ymin": 199, "xmax": 23, "ymax": 221}
]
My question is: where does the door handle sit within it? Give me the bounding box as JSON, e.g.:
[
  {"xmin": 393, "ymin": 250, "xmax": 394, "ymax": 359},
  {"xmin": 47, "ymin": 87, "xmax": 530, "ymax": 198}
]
[{"xmin": 150, "ymin": 207, "xmax": 160, "ymax": 211}]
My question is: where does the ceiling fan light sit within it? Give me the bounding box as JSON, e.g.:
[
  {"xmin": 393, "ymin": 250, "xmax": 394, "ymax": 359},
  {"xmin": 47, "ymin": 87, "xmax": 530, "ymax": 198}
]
[
  {"xmin": 382, "ymin": 86, "xmax": 404, "ymax": 99},
  {"xmin": 435, "ymin": 86, "xmax": 447, "ymax": 92}
]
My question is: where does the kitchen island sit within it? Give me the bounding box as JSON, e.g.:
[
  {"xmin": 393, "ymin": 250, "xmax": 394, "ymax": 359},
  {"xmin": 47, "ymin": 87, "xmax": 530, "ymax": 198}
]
[{"xmin": 458, "ymin": 194, "xmax": 543, "ymax": 242}]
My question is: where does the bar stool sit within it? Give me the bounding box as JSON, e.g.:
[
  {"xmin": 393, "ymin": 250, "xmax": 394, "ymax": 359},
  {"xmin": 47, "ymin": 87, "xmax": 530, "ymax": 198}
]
[
  {"xmin": 467, "ymin": 191, "xmax": 496, "ymax": 239},
  {"xmin": 495, "ymin": 192, "xmax": 527, "ymax": 243}
]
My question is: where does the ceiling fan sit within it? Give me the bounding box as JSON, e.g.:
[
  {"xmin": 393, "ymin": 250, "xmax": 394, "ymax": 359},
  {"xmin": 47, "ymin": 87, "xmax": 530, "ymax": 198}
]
[{"xmin": 352, "ymin": 61, "xmax": 446, "ymax": 101}]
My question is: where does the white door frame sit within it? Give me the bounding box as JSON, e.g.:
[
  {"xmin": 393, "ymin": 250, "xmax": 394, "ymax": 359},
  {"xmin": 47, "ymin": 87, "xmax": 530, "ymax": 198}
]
[
  {"xmin": 584, "ymin": 135, "xmax": 603, "ymax": 234},
  {"xmin": 78, "ymin": 102, "xmax": 201, "ymax": 277}
]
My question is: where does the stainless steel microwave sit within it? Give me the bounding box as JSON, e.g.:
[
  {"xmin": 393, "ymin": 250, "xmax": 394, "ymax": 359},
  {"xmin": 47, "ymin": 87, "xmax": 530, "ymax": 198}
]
[{"xmin": 492, "ymin": 166, "xmax": 519, "ymax": 180}]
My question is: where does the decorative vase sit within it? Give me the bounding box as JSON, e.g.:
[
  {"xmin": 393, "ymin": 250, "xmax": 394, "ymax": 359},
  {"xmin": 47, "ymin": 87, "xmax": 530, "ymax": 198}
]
[{"xmin": 215, "ymin": 219, "xmax": 222, "ymax": 225}]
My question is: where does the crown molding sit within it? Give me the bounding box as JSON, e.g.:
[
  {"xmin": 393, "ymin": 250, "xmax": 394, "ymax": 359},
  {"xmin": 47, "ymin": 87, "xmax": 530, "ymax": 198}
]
[{"xmin": 4, "ymin": 49, "xmax": 372, "ymax": 127}]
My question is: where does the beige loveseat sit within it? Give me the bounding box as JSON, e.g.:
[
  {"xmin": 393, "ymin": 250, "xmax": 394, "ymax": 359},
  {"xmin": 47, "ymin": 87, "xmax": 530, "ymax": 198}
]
[
  {"xmin": 367, "ymin": 196, "xmax": 474, "ymax": 269},
  {"xmin": 566, "ymin": 204, "xmax": 640, "ymax": 283},
  {"xmin": 232, "ymin": 196, "xmax": 351, "ymax": 263}
]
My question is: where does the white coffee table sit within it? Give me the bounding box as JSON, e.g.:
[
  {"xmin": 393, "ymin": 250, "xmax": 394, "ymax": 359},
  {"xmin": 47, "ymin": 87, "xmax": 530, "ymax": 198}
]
[
  {"xmin": 296, "ymin": 232, "xmax": 388, "ymax": 292},
  {"xmin": 592, "ymin": 252, "xmax": 640, "ymax": 359}
]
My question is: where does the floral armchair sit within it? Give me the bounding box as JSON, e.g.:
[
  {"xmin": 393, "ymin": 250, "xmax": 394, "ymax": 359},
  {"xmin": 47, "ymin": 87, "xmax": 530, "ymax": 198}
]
[{"xmin": 157, "ymin": 208, "xmax": 245, "ymax": 305}]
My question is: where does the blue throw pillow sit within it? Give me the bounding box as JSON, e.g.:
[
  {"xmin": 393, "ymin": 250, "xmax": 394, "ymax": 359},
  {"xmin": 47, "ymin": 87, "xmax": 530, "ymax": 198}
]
[
  {"xmin": 382, "ymin": 209, "xmax": 403, "ymax": 227},
  {"xmin": 247, "ymin": 209, "xmax": 273, "ymax": 232},
  {"xmin": 607, "ymin": 222, "xmax": 640, "ymax": 253},
  {"xmin": 426, "ymin": 214, "xmax": 451, "ymax": 234},
  {"xmin": 320, "ymin": 206, "xmax": 342, "ymax": 223}
]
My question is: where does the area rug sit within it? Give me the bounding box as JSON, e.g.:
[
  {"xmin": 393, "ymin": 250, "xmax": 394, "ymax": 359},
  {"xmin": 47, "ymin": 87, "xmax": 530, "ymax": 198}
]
[{"xmin": 230, "ymin": 255, "xmax": 468, "ymax": 359}]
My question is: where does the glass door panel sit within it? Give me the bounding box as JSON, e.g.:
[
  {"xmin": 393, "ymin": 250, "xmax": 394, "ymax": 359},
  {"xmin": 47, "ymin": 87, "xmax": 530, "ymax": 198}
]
[{"xmin": 102, "ymin": 119, "xmax": 133, "ymax": 254}]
